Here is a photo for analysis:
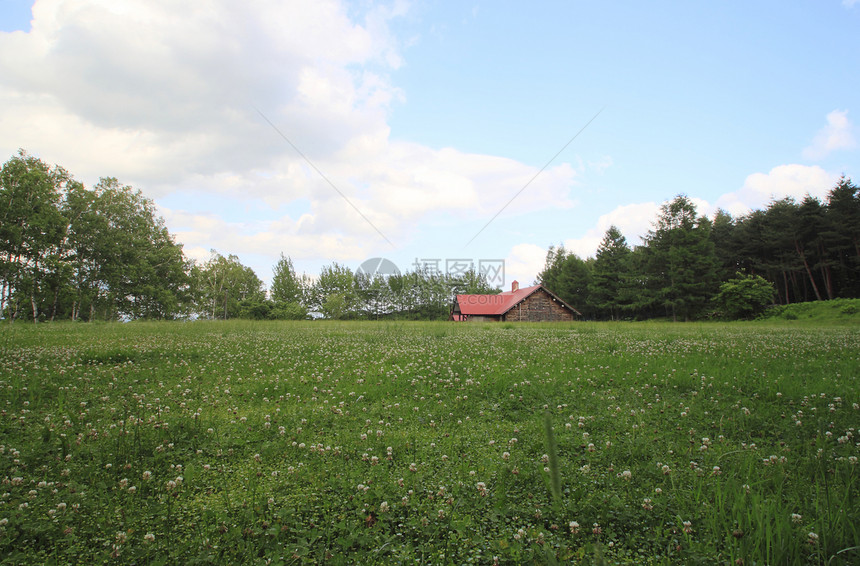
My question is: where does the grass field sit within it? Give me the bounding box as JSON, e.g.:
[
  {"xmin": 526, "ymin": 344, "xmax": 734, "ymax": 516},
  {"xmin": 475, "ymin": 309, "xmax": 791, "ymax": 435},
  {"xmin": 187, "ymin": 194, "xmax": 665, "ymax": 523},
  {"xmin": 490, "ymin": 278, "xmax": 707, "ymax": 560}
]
[{"xmin": 0, "ymin": 320, "xmax": 858, "ymax": 565}]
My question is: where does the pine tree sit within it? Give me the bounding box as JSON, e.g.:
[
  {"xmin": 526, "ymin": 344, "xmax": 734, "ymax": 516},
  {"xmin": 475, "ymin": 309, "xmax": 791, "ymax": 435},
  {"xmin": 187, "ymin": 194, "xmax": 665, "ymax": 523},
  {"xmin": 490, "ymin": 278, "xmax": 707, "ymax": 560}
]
[
  {"xmin": 588, "ymin": 226, "xmax": 631, "ymax": 320},
  {"xmin": 643, "ymin": 195, "xmax": 718, "ymax": 321}
]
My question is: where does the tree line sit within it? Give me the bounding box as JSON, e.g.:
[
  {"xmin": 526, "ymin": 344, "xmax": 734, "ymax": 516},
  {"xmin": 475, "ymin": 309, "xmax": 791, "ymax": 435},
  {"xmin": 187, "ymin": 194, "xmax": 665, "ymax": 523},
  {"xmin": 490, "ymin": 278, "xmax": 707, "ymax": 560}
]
[
  {"xmin": 197, "ymin": 252, "xmax": 498, "ymax": 321},
  {"xmin": 0, "ymin": 151, "xmax": 497, "ymax": 322},
  {"xmin": 3, "ymin": 151, "xmax": 857, "ymax": 322},
  {"xmin": 538, "ymin": 177, "xmax": 860, "ymax": 321}
]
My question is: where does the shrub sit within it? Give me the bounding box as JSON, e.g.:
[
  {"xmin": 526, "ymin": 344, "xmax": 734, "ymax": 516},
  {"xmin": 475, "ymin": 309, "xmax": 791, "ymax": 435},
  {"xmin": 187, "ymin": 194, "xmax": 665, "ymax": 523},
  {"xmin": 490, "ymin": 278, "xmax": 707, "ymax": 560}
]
[{"xmin": 714, "ymin": 272, "xmax": 775, "ymax": 320}]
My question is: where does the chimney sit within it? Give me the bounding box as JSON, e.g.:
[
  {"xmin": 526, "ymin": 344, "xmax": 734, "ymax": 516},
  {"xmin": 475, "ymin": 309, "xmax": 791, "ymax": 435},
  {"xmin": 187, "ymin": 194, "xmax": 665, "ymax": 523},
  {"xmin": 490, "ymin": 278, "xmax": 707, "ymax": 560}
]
[{"xmin": 511, "ymin": 280, "xmax": 519, "ymax": 292}]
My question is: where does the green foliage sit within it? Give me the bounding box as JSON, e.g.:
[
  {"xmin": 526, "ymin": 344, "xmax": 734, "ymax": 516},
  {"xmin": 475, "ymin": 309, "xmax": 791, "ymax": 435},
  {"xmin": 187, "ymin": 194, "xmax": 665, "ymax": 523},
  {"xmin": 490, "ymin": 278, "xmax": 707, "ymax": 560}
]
[
  {"xmin": 270, "ymin": 253, "xmax": 307, "ymax": 306},
  {"xmin": 588, "ymin": 226, "xmax": 632, "ymax": 320},
  {"xmin": 237, "ymin": 296, "xmax": 273, "ymax": 320},
  {"xmin": 0, "ymin": 150, "xmax": 69, "ymax": 322},
  {"xmin": 322, "ymin": 292, "xmax": 348, "ymax": 320},
  {"xmin": 4, "ymin": 150, "xmax": 857, "ymax": 325},
  {"xmin": 313, "ymin": 263, "xmax": 358, "ymax": 318},
  {"xmin": 714, "ymin": 272, "xmax": 776, "ymax": 319},
  {"xmin": 0, "ymin": 152, "xmax": 190, "ymax": 322},
  {"xmin": 314, "ymin": 264, "xmax": 500, "ymax": 321},
  {"xmin": 537, "ymin": 246, "xmax": 592, "ymax": 316},
  {"xmin": 720, "ymin": 179, "xmax": 860, "ymax": 304},
  {"xmin": 194, "ymin": 251, "xmax": 264, "ymax": 319},
  {"xmin": 557, "ymin": 179, "xmax": 860, "ymax": 321},
  {"xmin": 643, "ymin": 195, "xmax": 719, "ymax": 321},
  {"xmin": 270, "ymin": 301, "xmax": 308, "ymax": 320}
]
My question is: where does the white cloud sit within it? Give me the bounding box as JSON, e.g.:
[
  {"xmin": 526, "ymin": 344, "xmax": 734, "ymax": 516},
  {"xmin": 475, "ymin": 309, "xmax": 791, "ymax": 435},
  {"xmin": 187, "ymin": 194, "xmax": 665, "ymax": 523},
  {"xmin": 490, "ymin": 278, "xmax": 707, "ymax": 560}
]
[
  {"xmin": 562, "ymin": 202, "xmax": 661, "ymax": 258},
  {"xmin": 0, "ymin": 0, "xmax": 584, "ymax": 272},
  {"xmin": 843, "ymin": 0, "xmax": 859, "ymax": 8},
  {"xmin": 504, "ymin": 200, "xmax": 666, "ymax": 283},
  {"xmin": 542, "ymin": 162, "xmax": 839, "ymax": 267},
  {"xmin": 587, "ymin": 155, "xmax": 613, "ymax": 174},
  {"xmin": 0, "ymin": 0, "xmax": 405, "ymax": 188},
  {"xmin": 716, "ymin": 164, "xmax": 837, "ymax": 216},
  {"xmin": 504, "ymin": 243, "xmax": 549, "ymax": 287},
  {"xmin": 802, "ymin": 109, "xmax": 857, "ymax": 160},
  {"xmin": 160, "ymin": 206, "xmax": 371, "ymax": 266}
]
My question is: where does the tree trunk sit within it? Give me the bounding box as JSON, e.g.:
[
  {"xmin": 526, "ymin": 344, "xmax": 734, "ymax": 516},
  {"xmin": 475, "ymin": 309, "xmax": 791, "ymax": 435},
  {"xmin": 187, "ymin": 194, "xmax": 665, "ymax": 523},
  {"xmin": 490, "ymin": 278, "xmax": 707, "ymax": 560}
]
[
  {"xmin": 820, "ymin": 263, "xmax": 834, "ymax": 300},
  {"xmin": 50, "ymin": 286, "xmax": 60, "ymax": 322},
  {"xmin": 0, "ymin": 279, "xmax": 7, "ymax": 317},
  {"xmin": 30, "ymin": 258, "xmax": 39, "ymax": 323},
  {"xmin": 795, "ymin": 241, "xmax": 822, "ymax": 301},
  {"xmin": 9, "ymin": 252, "xmax": 22, "ymax": 322},
  {"xmin": 789, "ymin": 269, "xmax": 801, "ymax": 303},
  {"xmin": 820, "ymin": 243, "xmax": 834, "ymax": 300}
]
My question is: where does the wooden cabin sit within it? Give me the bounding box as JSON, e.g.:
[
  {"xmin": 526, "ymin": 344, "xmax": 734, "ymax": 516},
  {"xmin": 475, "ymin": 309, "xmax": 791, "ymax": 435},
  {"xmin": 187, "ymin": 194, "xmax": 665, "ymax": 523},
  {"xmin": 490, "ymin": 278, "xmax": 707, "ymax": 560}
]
[{"xmin": 451, "ymin": 281, "xmax": 580, "ymax": 322}]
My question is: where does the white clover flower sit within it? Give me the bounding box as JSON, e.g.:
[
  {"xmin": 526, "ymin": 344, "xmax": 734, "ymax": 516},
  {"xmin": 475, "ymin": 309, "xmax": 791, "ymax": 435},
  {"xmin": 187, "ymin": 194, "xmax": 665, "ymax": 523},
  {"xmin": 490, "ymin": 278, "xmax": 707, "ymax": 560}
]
[{"xmin": 682, "ymin": 520, "xmax": 693, "ymax": 534}]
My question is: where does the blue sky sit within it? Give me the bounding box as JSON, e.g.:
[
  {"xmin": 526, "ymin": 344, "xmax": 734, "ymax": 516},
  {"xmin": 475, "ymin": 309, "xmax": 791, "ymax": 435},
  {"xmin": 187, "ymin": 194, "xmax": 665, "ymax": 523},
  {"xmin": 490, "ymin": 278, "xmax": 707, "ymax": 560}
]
[{"xmin": 1, "ymin": 1, "xmax": 857, "ymax": 289}]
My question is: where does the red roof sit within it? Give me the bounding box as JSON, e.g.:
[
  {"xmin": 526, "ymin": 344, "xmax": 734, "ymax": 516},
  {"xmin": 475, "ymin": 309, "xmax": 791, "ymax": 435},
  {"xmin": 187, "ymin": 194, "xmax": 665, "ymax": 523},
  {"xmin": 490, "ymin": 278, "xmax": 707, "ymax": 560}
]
[{"xmin": 456, "ymin": 285, "xmax": 542, "ymax": 316}]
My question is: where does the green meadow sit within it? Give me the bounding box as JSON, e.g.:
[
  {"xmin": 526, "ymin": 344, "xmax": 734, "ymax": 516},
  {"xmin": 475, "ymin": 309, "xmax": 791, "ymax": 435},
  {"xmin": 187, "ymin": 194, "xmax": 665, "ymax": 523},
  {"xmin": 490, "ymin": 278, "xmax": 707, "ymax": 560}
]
[{"xmin": 0, "ymin": 320, "xmax": 858, "ymax": 565}]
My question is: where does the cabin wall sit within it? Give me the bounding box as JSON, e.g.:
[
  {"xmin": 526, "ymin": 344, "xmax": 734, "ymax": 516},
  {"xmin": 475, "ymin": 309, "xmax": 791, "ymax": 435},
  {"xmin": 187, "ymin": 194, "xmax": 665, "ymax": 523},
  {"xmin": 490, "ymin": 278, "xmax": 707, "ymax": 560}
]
[{"xmin": 504, "ymin": 290, "xmax": 575, "ymax": 322}]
